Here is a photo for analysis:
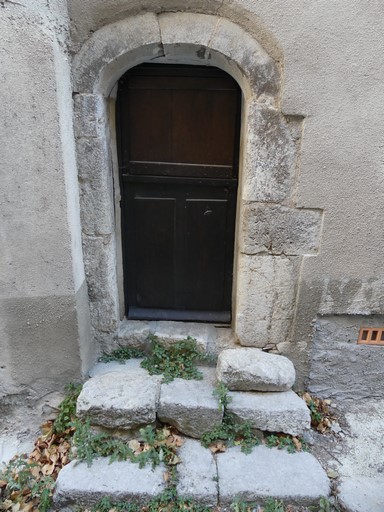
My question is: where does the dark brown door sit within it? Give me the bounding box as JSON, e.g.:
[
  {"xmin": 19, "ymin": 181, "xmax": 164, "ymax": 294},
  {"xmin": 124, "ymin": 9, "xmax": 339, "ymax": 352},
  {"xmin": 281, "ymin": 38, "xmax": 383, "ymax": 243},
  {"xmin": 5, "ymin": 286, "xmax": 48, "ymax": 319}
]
[{"xmin": 116, "ymin": 64, "xmax": 241, "ymax": 322}]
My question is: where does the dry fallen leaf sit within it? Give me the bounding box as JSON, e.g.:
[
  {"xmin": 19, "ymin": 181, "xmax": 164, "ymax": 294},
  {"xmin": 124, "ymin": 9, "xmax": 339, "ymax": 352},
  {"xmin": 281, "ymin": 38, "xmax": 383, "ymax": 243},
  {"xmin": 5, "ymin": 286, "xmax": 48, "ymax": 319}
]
[
  {"xmin": 209, "ymin": 441, "xmax": 226, "ymax": 453},
  {"xmin": 292, "ymin": 437, "xmax": 302, "ymax": 451}
]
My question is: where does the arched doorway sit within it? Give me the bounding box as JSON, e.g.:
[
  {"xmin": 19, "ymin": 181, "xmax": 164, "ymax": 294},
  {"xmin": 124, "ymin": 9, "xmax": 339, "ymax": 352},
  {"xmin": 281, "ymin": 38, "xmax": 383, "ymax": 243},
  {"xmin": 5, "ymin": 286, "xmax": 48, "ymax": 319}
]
[{"xmin": 116, "ymin": 64, "xmax": 241, "ymax": 322}]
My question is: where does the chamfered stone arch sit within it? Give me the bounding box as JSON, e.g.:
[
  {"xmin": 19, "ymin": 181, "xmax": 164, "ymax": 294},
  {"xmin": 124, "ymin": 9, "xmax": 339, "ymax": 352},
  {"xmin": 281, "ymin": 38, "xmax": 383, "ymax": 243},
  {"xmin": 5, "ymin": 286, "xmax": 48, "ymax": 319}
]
[{"xmin": 73, "ymin": 11, "xmax": 321, "ymax": 354}]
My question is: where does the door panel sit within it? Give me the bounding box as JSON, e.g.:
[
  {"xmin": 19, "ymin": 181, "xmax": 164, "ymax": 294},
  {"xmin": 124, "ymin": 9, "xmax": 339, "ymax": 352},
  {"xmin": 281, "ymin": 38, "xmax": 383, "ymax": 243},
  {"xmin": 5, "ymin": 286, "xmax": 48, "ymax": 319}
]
[
  {"xmin": 129, "ymin": 196, "xmax": 176, "ymax": 309},
  {"xmin": 117, "ymin": 64, "xmax": 241, "ymax": 322}
]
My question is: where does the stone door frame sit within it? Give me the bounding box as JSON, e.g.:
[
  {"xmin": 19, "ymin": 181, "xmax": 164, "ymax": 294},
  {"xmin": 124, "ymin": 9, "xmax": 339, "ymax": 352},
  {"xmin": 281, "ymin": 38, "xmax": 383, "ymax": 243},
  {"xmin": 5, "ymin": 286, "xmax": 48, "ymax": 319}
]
[{"xmin": 72, "ymin": 12, "xmax": 322, "ymax": 351}]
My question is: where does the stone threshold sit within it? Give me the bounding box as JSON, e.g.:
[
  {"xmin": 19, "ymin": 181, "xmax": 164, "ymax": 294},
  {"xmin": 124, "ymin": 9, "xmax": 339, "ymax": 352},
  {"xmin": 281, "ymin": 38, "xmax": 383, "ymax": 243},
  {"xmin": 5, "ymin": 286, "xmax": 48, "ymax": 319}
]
[{"xmin": 116, "ymin": 319, "xmax": 238, "ymax": 358}]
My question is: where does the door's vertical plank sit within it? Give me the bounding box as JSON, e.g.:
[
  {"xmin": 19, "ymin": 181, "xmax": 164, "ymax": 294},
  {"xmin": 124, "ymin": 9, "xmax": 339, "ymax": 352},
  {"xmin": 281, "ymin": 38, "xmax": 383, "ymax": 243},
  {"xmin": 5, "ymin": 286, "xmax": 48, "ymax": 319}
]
[{"xmin": 127, "ymin": 192, "xmax": 177, "ymax": 309}]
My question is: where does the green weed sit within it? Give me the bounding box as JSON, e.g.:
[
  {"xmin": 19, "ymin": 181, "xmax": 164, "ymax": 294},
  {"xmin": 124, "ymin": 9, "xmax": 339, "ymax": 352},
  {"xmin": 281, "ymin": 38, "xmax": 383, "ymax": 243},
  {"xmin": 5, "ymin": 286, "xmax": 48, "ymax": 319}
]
[
  {"xmin": 72, "ymin": 420, "xmax": 181, "ymax": 468},
  {"xmin": 53, "ymin": 382, "xmax": 82, "ymax": 435},
  {"xmin": 201, "ymin": 384, "xmax": 259, "ymax": 453},
  {"xmin": 99, "ymin": 347, "xmax": 145, "ymax": 363},
  {"xmin": 141, "ymin": 336, "xmax": 211, "ymax": 383}
]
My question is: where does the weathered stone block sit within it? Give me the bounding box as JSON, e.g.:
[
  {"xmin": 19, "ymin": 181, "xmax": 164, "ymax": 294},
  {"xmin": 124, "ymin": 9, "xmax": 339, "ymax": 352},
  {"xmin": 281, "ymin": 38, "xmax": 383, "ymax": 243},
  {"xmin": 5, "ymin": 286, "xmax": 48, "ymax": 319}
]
[
  {"xmin": 159, "ymin": 12, "xmax": 217, "ymax": 62},
  {"xmin": 153, "ymin": 321, "xmax": 216, "ymax": 353},
  {"xmin": 158, "ymin": 368, "xmax": 222, "ymax": 438},
  {"xmin": 217, "ymin": 446, "xmax": 330, "ymax": 506},
  {"xmin": 53, "ymin": 458, "xmax": 166, "ymax": 508},
  {"xmin": 117, "ymin": 320, "xmax": 154, "ymax": 350},
  {"xmin": 76, "ymin": 136, "xmax": 114, "ymax": 236},
  {"xmin": 209, "ymin": 18, "xmax": 280, "ymax": 99},
  {"xmin": 235, "ymin": 254, "xmax": 300, "ymax": 347},
  {"xmin": 242, "ymin": 103, "xmax": 296, "ymax": 203},
  {"xmin": 217, "ymin": 348, "xmax": 295, "ymax": 391},
  {"xmin": 76, "ymin": 371, "xmax": 161, "ymax": 429},
  {"xmin": 73, "ymin": 13, "xmax": 162, "ymax": 93},
  {"xmin": 82, "ymin": 234, "xmax": 119, "ymax": 332},
  {"xmin": 227, "ymin": 390, "xmax": 310, "ymax": 436},
  {"xmin": 89, "ymin": 358, "xmax": 146, "ymax": 378},
  {"xmin": 176, "ymin": 439, "xmax": 218, "ymax": 506},
  {"xmin": 240, "ymin": 204, "xmax": 322, "ymax": 256},
  {"xmin": 73, "ymin": 94, "xmax": 106, "ymax": 138}
]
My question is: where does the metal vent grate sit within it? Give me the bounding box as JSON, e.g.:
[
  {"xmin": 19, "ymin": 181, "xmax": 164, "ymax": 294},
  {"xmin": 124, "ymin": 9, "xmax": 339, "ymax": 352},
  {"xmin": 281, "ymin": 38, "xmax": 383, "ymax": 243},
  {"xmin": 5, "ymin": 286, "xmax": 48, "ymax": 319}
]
[{"xmin": 358, "ymin": 327, "xmax": 384, "ymax": 345}]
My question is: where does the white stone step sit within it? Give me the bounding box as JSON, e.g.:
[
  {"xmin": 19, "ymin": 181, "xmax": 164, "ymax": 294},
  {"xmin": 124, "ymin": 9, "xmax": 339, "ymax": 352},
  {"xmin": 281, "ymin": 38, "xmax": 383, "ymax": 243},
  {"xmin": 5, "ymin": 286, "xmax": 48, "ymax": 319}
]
[
  {"xmin": 176, "ymin": 439, "xmax": 217, "ymax": 506},
  {"xmin": 227, "ymin": 389, "xmax": 311, "ymax": 436},
  {"xmin": 217, "ymin": 348, "xmax": 296, "ymax": 391},
  {"xmin": 217, "ymin": 445, "xmax": 330, "ymax": 506},
  {"xmin": 53, "ymin": 443, "xmax": 329, "ymax": 509},
  {"xmin": 77, "ymin": 365, "xmax": 161, "ymax": 430},
  {"xmin": 158, "ymin": 367, "xmax": 222, "ymax": 438},
  {"xmin": 117, "ymin": 319, "xmax": 218, "ymax": 353},
  {"xmin": 53, "ymin": 458, "xmax": 166, "ymax": 509}
]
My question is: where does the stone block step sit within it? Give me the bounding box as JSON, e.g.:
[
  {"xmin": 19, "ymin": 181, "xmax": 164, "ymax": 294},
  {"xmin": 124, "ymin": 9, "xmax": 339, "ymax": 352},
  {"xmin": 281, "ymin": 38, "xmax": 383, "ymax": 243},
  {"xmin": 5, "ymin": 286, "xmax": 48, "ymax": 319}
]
[
  {"xmin": 158, "ymin": 368, "xmax": 222, "ymax": 438},
  {"xmin": 77, "ymin": 363, "xmax": 161, "ymax": 430},
  {"xmin": 53, "ymin": 458, "xmax": 166, "ymax": 509},
  {"xmin": 217, "ymin": 445, "xmax": 330, "ymax": 506},
  {"xmin": 117, "ymin": 319, "xmax": 218, "ymax": 353},
  {"xmin": 217, "ymin": 348, "xmax": 296, "ymax": 391},
  {"xmin": 81, "ymin": 361, "xmax": 308, "ymax": 437},
  {"xmin": 227, "ymin": 389, "xmax": 311, "ymax": 436},
  {"xmin": 53, "ymin": 443, "xmax": 329, "ymax": 509}
]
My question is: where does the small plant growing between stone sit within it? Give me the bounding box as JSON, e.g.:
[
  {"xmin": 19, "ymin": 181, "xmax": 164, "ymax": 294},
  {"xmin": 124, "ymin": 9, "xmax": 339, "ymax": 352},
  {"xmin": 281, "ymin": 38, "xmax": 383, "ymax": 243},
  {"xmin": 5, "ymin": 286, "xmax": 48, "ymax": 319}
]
[
  {"xmin": 53, "ymin": 382, "xmax": 83, "ymax": 435},
  {"xmin": 98, "ymin": 347, "xmax": 145, "ymax": 363},
  {"xmin": 72, "ymin": 420, "xmax": 182, "ymax": 468},
  {"xmin": 201, "ymin": 384, "xmax": 260, "ymax": 454},
  {"xmin": 302, "ymin": 393, "xmax": 336, "ymax": 433},
  {"xmin": 140, "ymin": 335, "xmax": 211, "ymax": 383}
]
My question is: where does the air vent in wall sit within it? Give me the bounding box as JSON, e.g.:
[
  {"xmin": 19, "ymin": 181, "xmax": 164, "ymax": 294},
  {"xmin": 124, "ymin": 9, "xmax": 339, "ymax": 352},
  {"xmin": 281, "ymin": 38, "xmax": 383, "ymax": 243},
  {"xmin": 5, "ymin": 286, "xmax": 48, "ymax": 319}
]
[{"xmin": 358, "ymin": 327, "xmax": 384, "ymax": 346}]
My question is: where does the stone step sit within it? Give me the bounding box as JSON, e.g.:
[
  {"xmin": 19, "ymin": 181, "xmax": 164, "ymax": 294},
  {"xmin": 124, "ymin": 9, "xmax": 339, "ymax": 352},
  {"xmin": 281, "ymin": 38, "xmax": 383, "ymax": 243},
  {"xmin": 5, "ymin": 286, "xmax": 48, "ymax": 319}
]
[
  {"xmin": 81, "ymin": 362, "xmax": 309, "ymax": 437},
  {"xmin": 217, "ymin": 348, "xmax": 296, "ymax": 391},
  {"xmin": 217, "ymin": 445, "xmax": 330, "ymax": 506},
  {"xmin": 158, "ymin": 368, "xmax": 222, "ymax": 438},
  {"xmin": 117, "ymin": 319, "xmax": 218, "ymax": 354},
  {"xmin": 54, "ymin": 457, "xmax": 166, "ymax": 509},
  {"xmin": 77, "ymin": 361, "xmax": 161, "ymax": 430},
  {"xmin": 227, "ymin": 389, "xmax": 311, "ymax": 436},
  {"xmin": 53, "ymin": 441, "xmax": 330, "ymax": 509}
]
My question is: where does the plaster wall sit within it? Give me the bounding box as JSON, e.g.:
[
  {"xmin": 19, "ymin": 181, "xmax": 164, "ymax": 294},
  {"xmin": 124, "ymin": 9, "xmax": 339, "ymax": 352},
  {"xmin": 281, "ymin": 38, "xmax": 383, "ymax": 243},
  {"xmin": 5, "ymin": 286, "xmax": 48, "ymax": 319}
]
[
  {"xmin": 0, "ymin": 0, "xmax": 94, "ymax": 408},
  {"xmin": 67, "ymin": 0, "xmax": 384, "ymax": 387},
  {"xmin": 1, "ymin": 0, "xmax": 383, "ymax": 404}
]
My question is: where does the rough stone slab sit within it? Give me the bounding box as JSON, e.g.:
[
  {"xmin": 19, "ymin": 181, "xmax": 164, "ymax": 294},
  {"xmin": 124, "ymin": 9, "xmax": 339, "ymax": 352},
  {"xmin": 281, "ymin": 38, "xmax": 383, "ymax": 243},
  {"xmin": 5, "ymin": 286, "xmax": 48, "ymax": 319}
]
[
  {"xmin": 241, "ymin": 203, "xmax": 322, "ymax": 256},
  {"xmin": 338, "ymin": 477, "xmax": 384, "ymax": 512},
  {"xmin": 117, "ymin": 320, "xmax": 154, "ymax": 350},
  {"xmin": 53, "ymin": 458, "xmax": 166, "ymax": 508},
  {"xmin": 176, "ymin": 439, "xmax": 218, "ymax": 506},
  {"xmin": 89, "ymin": 357, "xmax": 147, "ymax": 378},
  {"xmin": 158, "ymin": 368, "xmax": 222, "ymax": 438},
  {"xmin": 116, "ymin": 320, "xmax": 217, "ymax": 354},
  {"xmin": 235, "ymin": 254, "xmax": 300, "ymax": 347},
  {"xmin": 154, "ymin": 321, "xmax": 216, "ymax": 353},
  {"xmin": 77, "ymin": 370, "xmax": 161, "ymax": 429},
  {"xmin": 217, "ymin": 446, "xmax": 330, "ymax": 506},
  {"xmin": 217, "ymin": 348, "xmax": 295, "ymax": 391},
  {"xmin": 227, "ymin": 390, "xmax": 310, "ymax": 436}
]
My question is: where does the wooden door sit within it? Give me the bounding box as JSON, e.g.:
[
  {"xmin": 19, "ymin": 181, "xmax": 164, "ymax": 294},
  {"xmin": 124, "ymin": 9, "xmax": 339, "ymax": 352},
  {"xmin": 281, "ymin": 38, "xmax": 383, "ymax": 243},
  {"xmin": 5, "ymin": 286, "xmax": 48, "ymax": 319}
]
[{"xmin": 116, "ymin": 64, "xmax": 241, "ymax": 322}]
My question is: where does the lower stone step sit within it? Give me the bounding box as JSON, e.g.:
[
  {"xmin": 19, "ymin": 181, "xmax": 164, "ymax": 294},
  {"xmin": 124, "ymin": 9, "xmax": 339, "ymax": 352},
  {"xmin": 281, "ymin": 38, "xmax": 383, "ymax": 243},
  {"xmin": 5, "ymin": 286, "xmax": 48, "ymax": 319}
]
[
  {"xmin": 117, "ymin": 320, "xmax": 218, "ymax": 353},
  {"xmin": 217, "ymin": 445, "xmax": 330, "ymax": 506},
  {"xmin": 227, "ymin": 389, "xmax": 311, "ymax": 436},
  {"xmin": 53, "ymin": 457, "xmax": 166, "ymax": 508},
  {"xmin": 53, "ymin": 441, "xmax": 329, "ymax": 509}
]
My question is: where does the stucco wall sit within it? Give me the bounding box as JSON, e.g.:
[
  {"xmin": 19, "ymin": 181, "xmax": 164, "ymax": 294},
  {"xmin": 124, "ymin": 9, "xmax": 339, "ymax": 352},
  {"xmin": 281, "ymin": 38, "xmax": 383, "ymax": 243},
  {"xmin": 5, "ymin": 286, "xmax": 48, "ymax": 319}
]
[
  {"xmin": 66, "ymin": 0, "xmax": 384, "ymax": 386},
  {"xmin": 1, "ymin": 0, "xmax": 383, "ymax": 404},
  {"xmin": 0, "ymin": 0, "xmax": 94, "ymax": 408}
]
